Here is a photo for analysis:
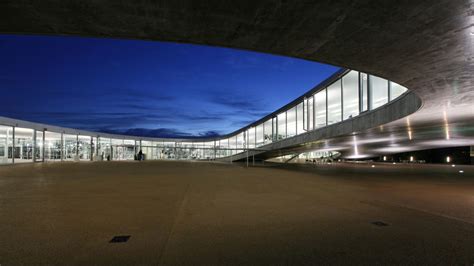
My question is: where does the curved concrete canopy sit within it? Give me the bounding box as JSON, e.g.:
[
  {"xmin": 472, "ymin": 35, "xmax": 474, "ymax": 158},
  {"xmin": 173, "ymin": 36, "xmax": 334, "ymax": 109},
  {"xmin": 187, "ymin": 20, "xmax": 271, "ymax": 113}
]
[{"xmin": 0, "ymin": 0, "xmax": 473, "ymax": 158}]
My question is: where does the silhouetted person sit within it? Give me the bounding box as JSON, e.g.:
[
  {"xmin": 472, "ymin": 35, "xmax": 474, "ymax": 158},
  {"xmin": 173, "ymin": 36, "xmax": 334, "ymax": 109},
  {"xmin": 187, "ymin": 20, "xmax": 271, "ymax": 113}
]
[{"xmin": 138, "ymin": 150, "xmax": 143, "ymax": 161}]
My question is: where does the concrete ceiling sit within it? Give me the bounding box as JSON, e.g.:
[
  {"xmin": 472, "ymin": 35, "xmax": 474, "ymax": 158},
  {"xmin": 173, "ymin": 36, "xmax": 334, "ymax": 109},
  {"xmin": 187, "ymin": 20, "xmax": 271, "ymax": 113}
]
[{"xmin": 1, "ymin": 0, "xmax": 473, "ymax": 157}]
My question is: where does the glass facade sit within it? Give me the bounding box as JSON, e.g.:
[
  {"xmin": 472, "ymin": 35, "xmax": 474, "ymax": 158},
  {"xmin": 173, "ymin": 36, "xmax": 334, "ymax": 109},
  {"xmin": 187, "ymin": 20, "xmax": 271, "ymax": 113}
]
[
  {"xmin": 342, "ymin": 70, "xmax": 359, "ymax": 120},
  {"xmin": 14, "ymin": 127, "xmax": 34, "ymax": 163},
  {"xmin": 327, "ymin": 79, "xmax": 342, "ymax": 125},
  {"xmin": 44, "ymin": 131, "xmax": 62, "ymax": 161},
  {"xmin": 370, "ymin": 76, "xmax": 388, "ymax": 109},
  {"xmin": 0, "ymin": 70, "xmax": 407, "ymax": 165},
  {"xmin": 286, "ymin": 107, "xmax": 297, "ymax": 137}
]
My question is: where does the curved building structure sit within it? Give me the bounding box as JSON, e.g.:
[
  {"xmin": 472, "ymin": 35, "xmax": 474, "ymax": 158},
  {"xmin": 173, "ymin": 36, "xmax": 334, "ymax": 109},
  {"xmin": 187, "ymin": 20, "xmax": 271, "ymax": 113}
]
[
  {"xmin": 0, "ymin": 70, "xmax": 412, "ymax": 163},
  {"xmin": 0, "ymin": 1, "xmax": 473, "ymax": 164}
]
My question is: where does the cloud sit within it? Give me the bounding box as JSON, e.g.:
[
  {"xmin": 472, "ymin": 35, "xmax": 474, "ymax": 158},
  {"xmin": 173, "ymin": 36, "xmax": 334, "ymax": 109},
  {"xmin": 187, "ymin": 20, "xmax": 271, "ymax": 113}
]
[{"xmin": 98, "ymin": 127, "xmax": 222, "ymax": 139}]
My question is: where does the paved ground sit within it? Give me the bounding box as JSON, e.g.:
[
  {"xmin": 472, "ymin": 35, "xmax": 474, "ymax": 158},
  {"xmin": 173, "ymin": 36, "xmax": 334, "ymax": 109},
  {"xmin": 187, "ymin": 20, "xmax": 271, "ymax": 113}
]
[{"xmin": 0, "ymin": 161, "xmax": 473, "ymax": 265}]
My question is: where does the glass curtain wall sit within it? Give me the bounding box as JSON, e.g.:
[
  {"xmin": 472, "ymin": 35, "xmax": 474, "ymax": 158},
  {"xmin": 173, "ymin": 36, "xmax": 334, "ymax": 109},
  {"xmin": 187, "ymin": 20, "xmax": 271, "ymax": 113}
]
[
  {"xmin": 77, "ymin": 135, "xmax": 91, "ymax": 161},
  {"xmin": 360, "ymin": 73, "xmax": 369, "ymax": 112},
  {"xmin": 327, "ymin": 80, "xmax": 342, "ymax": 125},
  {"xmin": 63, "ymin": 134, "xmax": 77, "ymax": 161},
  {"xmin": 286, "ymin": 107, "xmax": 297, "ymax": 137},
  {"xmin": 277, "ymin": 113, "xmax": 286, "ymax": 140},
  {"xmin": 315, "ymin": 89, "xmax": 327, "ymax": 128},
  {"xmin": 370, "ymin": 76, "xmax": 388, "ymax": 109},
  {"xmin": 307, "ymin": 96, "xmax": 314, "ymax": 130},
  {"xmin": 141, "ymin": 140, "xmax": 154, "ymax": 160},
  {"xmin": 123, "ymin": 139, "xmax": 135, "ymax": 160},
  {"xmin": 14, "ymin": 127, "xmax": 34, "ymax": 163},
  {"xmin": 256, "ymin": 124, "xmax": 264, "ymax": 147},
  {"xmin": 44, "ymin": 131, "xmax": 62, "ymax": 161},
  {"xmin": 296, "ymin": 103, "xmax": 304, "ymax": 135},
  {"xmin": 0, "ymin": 70, "xmax": 409, "ymax": 163},
  {"xmin": 247, "ymin": 127, "xmax": 255, "ymax": 148},
  {"xmin": 263, "ymin": 119, "xmax": 273, "ymax": 144},
  {"xmin": 390, "ymin": 81, "xmax": 407, "ymax": 100},
  {"xmin": 35, "ymin": 130, "xmax": 44, "ymax": 162},
  {"xmin": 98, "ymin": 137, "xmax": 111, "ymax": 161},
  {"xmin": 229, "ymin": 136, "xmax": 237, "ymax": 155},
  {"xmin": 0, "ymin": 126, "xmax": 13, "ymax": 164},
  {"xmin": 237, "ymin": 132, "xmax": 245, "ymax": 152},
  {"xmin": 342, "ymin": 70, "xmax": 359, "ymax": 120}
]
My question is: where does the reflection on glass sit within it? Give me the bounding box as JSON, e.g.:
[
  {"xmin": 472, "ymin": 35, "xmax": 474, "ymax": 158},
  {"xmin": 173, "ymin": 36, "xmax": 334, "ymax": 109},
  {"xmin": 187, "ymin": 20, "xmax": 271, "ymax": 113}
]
[
  {"xmin": 360, "ymin": 73, "xmax": 369, "ymax": 112},
  {"xmin": 263, "ymin": 119, "xmax": 273, "ymax": 144},
  {"xmin": 277, "ymin": 112, "xmax": 286, "ymax": 140},
  {"xmin": 98, "ymin": 137, "xmax": 111, "ymax": 161},
  {"xmin": 286, "ymin": 107, "xmax": 296, "ymax": 137},
  {"xmin": 370, "ymin": 75, "xmax": 388, "ymax": 109},
  {"xmin": 0, "ymin": 126, "xmax": 13, "ymax": 164},
  {"xmin": 315, "ymin": 89, "xmax": 327, "ymax": 128},
  {"xmin": 237, "ymin": 132, "xmax": 245, "ymax": 152},
  {"xmin": 63, "ymin": 134, "xmax": 77, "ymax": 161},
  {"xmin": 0, "ymin": 70, "xmax": 410, "ymax": 163},
  {"xmin": 296, "ymin": 102, "xmax": 304, "ymax": 134},
  {"xmin": 256, "ymin": 124, "xmax": 264, "ymax": 147},
  {"xmin": 44, "ymin": 131, "xmax": 62, "ymax": 161},
  {"xmin": 327, "ymin": 79, "xmax": 342, "ymax": 125},
  {"xmin": 390, "ymin": 81, "xmax": 407, "ymax": 101},
  {"xmin": 247, "ymin": 127, "xmax": 255, "ymax": 148},
  {"xmin": 35, "ymin": 130, "xmax": 44, "ymax": 161},
  {"xmin": 342, "ymin": 70, "xmax": 359, "ymax": 120},
  {"xmin": 78, "ymin": 135, "xmax": 91, "ymax": 161},
  {"xmin": 14, "ymin": 127, "xmax": 34, "ymax": 163},
  {"xmin": 307, "ymin": 96, "xmax": 314, "ymax": 130}
]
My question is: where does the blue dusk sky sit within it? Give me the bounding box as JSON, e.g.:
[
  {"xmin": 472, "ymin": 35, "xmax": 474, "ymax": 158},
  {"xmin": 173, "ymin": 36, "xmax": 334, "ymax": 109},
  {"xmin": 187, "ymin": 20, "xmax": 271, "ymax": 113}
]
[{"xmin": 0, "ymin": 34, "xmax": 340, "ymax": 138}]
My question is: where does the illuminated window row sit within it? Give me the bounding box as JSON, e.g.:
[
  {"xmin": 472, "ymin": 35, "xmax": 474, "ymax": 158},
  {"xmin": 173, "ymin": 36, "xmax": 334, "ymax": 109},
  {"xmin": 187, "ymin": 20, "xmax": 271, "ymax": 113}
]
[{"xmin": 0, "ymin": 70, "xmax": 407, "ymax": 164}]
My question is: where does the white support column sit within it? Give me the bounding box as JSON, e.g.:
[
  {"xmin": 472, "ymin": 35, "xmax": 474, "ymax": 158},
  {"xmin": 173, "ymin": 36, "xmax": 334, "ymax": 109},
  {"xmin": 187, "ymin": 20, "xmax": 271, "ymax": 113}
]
[
  {"xmin": 12, "ymin": 126, "xmax": 15, "ymax": 164},
  {"xmin": 33, "ymin": 129, "xmax": 37, "ymax": 163},
  {"xmin": 60, "ymin": 132, "xmax": 64, "ymax": 161},
  {"xmin": 90, "ymin": 136, "xmax": 93, "ymax": 161},
  {"xmin": 76, "ymin": 134, "xmax": 79, "ymax": 161},
  {"xmin": 42, "ymin": 129, "xmax": 45, "ymax": 162}
]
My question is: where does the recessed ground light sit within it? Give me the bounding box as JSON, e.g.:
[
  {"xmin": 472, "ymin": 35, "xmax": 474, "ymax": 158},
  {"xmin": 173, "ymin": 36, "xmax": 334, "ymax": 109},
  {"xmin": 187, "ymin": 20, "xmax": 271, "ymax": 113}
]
[
  {"xmin": 110, "ymin": 235, "xmax": 131, "ymax": 243},
  {"xmin": 392, "ymin": 162, "xmax": 396, "ymax": 165},
  {"xmin": 372, "ymin": 221, "xmax": 389, "ymax": 226},
  {"xmin": 459, "ymin": 170, "xmax": 464, "ymax": 173},
  {"xmin": 371, "ymin": 165, "xmax": 375, "ymax": 168},
  {"xmin": 451, "ymin": 164, "xmax": 456, "ymax": 167}
]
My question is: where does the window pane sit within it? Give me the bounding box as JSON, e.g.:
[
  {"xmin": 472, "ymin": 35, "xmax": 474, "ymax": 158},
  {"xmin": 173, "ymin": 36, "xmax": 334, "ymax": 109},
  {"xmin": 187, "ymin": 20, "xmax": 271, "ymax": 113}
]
[
  {"xmin": 315, "ymin": 89, "xmax": 327, "ymax": 128},
  {"xmin": 256, "ymin": 124, "xmax": 264, "ymax": 147},
  {"xmin": 237, "ymin": 132, "xmax": 245, "ymax": 152},
  {"xmin": 229, "ymin": 136, "xmax": 237, "ymax": 155},
  {"xmin": 64, "ymin": 134, "xmax": 77, "ymax": 161},
  {"xmin": 78, "ymin": 135, "xmax": 92, "ymax": 161},
  {"xmin": 263, "ymin": 119, "xmax": 273, "ymax": 144},
  {"xmin": 277, "ymin": 112, "xmax": 286, "ymax": 140},
  {"xmin": 98, "ymin": 137, "xmax": 111, "ymax": 161},
  {"xmin": 287, "ymin": 107, "xmax": 296, "ymax": 137},
  {"xmin": 370, "ymin": 76, "xmax": 388, "ymax": 109},
  {"xmin": 390, "ymin": 81, "xmax": 407, "ymax": 101},
  {"xmin": 0, "ymin": 126, "xmax": 13, "ymax": 164},
  {"xmin": 296, "ymin": 102, "xmax": 304, "ymax": 134},
  {"xmin": 44, "ymin": 131, "xmax": 62, "ymax": 161},
  {"xmin": 342, "ymin": 70, "xmax": 359, "ymax": 120},
  {"xmin": 35, "ymin": 130, "xmax": 43, "ymax": 161},
  {"xmin": 247, "ymin": 128, "xmax": 255, "ymax": 148},
  {"xmin": 327, "ymin": 80, "xmax": 342, "ymax": 125},
  {"xmin": 14, "ymin": 127, "xmax": 34, "ymax": 163},
  {"xmin": 360, "ymin": 73, "xmax": 369, "ymax": 112},
  {"xmin": 308, "ymin": 97, "xmax": 314, "ymax": 130}
]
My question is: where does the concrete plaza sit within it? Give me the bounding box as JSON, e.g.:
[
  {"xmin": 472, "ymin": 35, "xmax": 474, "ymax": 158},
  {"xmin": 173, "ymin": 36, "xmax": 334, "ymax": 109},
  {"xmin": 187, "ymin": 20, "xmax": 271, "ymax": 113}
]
[{"xmin": 0, "ymin": 161, "xmax": 473, "ymax": 265}]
